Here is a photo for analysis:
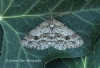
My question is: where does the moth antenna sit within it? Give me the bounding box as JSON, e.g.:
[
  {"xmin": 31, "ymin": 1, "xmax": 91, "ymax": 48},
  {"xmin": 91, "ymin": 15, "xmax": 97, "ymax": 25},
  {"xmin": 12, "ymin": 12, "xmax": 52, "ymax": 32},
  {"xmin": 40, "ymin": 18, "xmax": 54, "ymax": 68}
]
[
  {"xmin": 49, "ymin": 10, "xmax": 54, "ymax": 21},
  {"xmin": 50, "ymin": 11, "xmax": 53, "ymax": 18}
]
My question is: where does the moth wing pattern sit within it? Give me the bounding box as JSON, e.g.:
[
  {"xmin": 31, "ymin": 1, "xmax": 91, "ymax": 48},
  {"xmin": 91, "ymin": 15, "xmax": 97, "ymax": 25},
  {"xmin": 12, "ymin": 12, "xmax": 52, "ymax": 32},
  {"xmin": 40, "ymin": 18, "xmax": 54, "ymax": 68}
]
[
  {"xmin": 51, "ymin": 19, "xmax": 84, "ymax": 50},
  {"xmin": 21, "ymin": 21, "xmax": 51, "ymax": 50},
  {"xmin": 21, "ymin": 18, "xmax": 84, "ymax": 50}
]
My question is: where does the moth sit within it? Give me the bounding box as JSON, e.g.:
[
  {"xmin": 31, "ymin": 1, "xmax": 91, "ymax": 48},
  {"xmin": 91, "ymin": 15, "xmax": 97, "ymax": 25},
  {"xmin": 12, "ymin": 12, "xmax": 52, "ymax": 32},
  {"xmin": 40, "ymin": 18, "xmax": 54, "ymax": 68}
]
[{"xmin": 21, "ymin": 18, "xmax": 84, "ymax": 50}]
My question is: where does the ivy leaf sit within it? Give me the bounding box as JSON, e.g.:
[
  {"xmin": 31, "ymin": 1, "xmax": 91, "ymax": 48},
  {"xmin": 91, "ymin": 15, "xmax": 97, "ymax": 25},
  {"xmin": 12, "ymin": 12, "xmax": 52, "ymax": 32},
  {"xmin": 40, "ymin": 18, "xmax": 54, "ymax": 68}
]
[
  {"xmin": 61, "ymin": 33, "xmax": 100, "ymax": 68},
  {"xmin": 0, "ymin": 0, "xmax": 100, "ymax": 68}
]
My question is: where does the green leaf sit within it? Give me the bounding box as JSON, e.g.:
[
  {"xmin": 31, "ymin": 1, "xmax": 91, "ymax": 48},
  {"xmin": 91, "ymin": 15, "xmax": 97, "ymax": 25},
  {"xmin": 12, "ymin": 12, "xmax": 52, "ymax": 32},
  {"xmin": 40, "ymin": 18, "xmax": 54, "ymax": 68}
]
[
  {"xmin": 61, "ymin": 33, "xmax": 100, "ymax": 68},
  {"xmin": 0, "ymin": 0, "xmax": 100, "ymax": 68}
]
